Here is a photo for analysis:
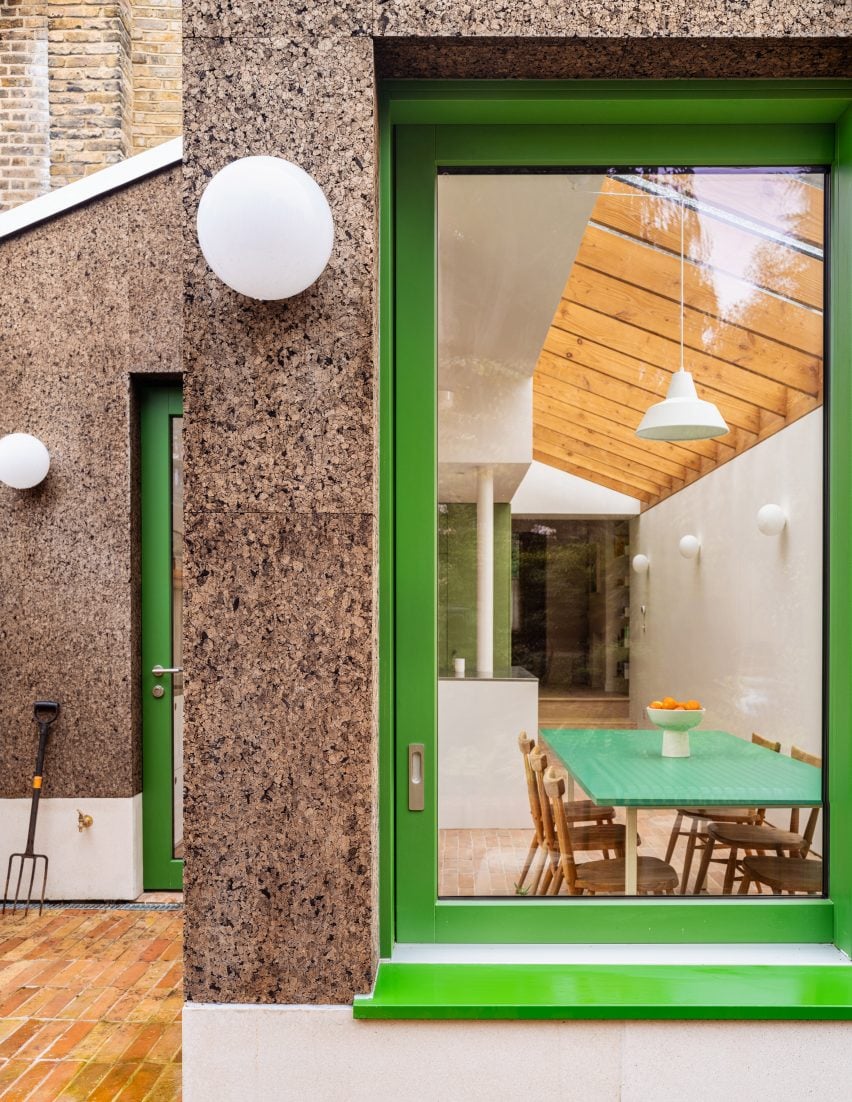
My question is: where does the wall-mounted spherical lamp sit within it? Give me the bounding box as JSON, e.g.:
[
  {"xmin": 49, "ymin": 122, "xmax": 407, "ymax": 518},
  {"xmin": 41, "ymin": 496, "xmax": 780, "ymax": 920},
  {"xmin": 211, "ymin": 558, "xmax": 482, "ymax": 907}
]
[
  {"xmin": 0, "ymin": 433, "xmax": 50, "ymax": 489},
  {"xmin": 196, "ymin": 156, "xmax": 334, "ymax": 300},
  {"xmin": 757, "ymin": 503, "xmax": 787, "ymax": 536},
  {"xmin": 679, "ymin": 534, "xmax": 701, "ymax": 559},
  {"xmin": 632, "ymin": 553, "xmax": 650, "ymax": 574}
]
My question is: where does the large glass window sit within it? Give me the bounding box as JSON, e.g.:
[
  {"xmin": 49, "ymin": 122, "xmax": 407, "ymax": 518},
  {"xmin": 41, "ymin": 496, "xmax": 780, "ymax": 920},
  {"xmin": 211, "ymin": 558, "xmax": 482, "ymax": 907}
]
[{"xmin": 436, "ymin": 168, "xmax": 825, "ymax": 899}]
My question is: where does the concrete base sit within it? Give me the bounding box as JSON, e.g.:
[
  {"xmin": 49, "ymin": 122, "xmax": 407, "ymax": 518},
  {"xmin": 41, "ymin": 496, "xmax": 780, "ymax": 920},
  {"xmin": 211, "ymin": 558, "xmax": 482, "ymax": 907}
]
[
  {"xmin": 183, "ymin": 1003, "xmax": 852, "ymax": 1102},
  {"xmin": 0, "ymin": 794, "xmax": 142, "ymax": 900}
]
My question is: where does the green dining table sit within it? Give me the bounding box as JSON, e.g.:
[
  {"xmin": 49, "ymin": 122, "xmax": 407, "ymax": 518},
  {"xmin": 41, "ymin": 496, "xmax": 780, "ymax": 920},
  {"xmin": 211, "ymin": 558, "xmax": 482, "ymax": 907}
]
[{"xmin": 541, "ymin": 728, "xmax": 822, "ymax": 895}]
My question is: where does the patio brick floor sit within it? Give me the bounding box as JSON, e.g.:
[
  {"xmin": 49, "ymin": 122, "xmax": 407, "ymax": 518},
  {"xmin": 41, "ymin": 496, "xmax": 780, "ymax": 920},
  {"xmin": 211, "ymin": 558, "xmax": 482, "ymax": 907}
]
[{"xmin": 0, "ymin": 905, "xmax": 182, "ymax": 1100}]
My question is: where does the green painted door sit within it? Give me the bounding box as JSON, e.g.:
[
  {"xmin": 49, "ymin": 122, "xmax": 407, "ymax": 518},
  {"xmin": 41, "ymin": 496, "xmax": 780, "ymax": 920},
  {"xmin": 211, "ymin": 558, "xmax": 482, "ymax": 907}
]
[{"xmin": 140, "ymin": 385, "xmax": 184, "ymax": 889}]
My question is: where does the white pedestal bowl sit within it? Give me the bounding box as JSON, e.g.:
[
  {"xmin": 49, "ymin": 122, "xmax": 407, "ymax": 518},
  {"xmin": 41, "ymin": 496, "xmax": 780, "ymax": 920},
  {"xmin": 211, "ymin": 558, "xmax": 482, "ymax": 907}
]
[{"xmin": 646, "ymin": 707, "xmax": 705, "ymax": 758}]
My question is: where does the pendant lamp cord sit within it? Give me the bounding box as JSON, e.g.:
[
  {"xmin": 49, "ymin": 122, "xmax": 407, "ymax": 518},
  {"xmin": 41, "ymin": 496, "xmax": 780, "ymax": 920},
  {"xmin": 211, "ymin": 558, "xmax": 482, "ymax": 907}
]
[{"xmin": 679, "ymin": 192, "xmax": 685, "ymax": 373}]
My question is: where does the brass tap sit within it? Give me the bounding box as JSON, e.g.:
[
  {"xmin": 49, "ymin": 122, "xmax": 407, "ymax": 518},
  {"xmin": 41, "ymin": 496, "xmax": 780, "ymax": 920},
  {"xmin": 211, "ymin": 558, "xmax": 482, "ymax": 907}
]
[{"xmin": 77, "ymin": 810, "xmax": 93, "ymax": 832}]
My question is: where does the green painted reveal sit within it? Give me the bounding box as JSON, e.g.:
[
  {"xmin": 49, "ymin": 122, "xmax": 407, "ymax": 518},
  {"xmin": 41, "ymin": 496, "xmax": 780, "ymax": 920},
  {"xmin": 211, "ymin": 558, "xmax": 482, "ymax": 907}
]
[{"xmin": 438, "ymin": 504, "xmax": 511, "ymax": 672}]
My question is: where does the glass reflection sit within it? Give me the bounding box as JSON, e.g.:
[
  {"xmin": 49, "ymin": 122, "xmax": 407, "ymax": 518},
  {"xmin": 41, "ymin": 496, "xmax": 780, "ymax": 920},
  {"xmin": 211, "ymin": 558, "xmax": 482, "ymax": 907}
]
[{"xmin": 436, "ymin": 168, "xmax": 825, "ymax": 899}]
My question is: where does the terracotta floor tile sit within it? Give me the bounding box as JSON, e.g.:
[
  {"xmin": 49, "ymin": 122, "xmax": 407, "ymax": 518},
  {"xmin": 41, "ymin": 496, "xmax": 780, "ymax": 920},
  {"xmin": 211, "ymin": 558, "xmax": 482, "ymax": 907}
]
[
  {"xmin": 0, "ymin": 1018, "xmax": 45, "ymax": 1059},
  {"xmin": 119, "ymin": 1023, "xmax": 167, "ymax": 1063},
  {"xmin": 26, "ymin": 1059, "xmax": 87, "ymax": 1101},
  {"xmin": 113, "ymin": 1061, "xmax": 168, "ymax": 1101},
  {"xmin": 145, "ymin": 1022, "xmax": 181, "ymax": 1064},
  {"xmin": 87, "ymin": 1062, "xmax": 139, "ymax": 1101},
  {"xmin": 43, "ymin": 1019, "xmax": 98, "ymax": 1060},
  {"xmin": 0, "ymin": 1059, "xmax": 54, "ymax": 1101},
  {"xmin": 142, "ymin": 1061, "xmax": 181, "ymax": 1101},
  {"xmin": 58, "ymin": 1060, "xmax": 114, "ymax": 1100},
  {"xmin": 0, "ymin": 1060, "xmax": 30, "ymax": 1093}
]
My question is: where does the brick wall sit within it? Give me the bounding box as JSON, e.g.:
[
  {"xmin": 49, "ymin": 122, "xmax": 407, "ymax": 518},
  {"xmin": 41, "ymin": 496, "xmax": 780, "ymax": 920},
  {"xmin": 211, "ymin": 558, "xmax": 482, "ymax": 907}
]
[
  {"xmin": 0, "ymin": 0, "xmax": 50, "ymax": 210},
  {"xmin": 131, "ymin": 0, "xmax": 181, "ymax": 154},
  {"xmin": 0, "ymin": 0, "xmax": 181, "ymax": 210}
]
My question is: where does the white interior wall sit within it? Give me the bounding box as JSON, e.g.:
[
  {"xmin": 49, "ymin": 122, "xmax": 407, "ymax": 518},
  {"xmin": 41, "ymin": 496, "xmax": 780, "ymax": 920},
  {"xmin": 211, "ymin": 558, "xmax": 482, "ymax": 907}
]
[{"xmin": 630, "ymin": 410, "xmax": 822, "ymax": 761}]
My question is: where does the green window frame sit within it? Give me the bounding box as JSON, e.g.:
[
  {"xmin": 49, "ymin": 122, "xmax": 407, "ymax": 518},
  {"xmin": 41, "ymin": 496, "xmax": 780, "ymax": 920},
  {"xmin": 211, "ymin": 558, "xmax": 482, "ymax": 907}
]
[{"xmin": 361, "ymin": 80, "xmax": 852, "ymax": 1019}]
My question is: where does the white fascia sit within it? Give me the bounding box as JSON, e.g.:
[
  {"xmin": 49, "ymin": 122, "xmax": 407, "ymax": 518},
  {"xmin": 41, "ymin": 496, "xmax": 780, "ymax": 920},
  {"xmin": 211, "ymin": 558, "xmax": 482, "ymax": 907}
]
[{"xmin": 0, "ymin": 137, "xmax": 183, "ymax": 241}]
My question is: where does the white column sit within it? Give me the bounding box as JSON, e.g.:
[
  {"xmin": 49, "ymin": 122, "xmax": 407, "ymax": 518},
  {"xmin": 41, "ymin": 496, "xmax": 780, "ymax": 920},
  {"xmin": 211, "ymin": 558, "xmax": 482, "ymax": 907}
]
[{"xmin": 476, "ymin": 465, "xmax": 494, "ymax": 676}]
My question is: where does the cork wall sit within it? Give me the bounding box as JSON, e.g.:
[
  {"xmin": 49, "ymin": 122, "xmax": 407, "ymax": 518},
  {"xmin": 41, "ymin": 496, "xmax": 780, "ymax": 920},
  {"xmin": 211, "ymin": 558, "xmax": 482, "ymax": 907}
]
[
  {"xmin": 0, "ymin": 166, "xmax": 181, "ymax": 800},
  {"xmin": 0, "ymin": 1, "xmax": 182, "ymax": 210},
  {"xmin": 179, "ymin": 0, "xmax": 851, "ymax": 1009}
]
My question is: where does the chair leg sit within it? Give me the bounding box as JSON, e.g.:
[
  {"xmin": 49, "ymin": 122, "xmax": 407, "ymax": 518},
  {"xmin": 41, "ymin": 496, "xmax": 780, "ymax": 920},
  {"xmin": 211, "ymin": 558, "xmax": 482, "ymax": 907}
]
[
  {"xmin": 516, "ymin": 836, "xmax": 539, "ymax": 892},
  {"xmin": 528, "ymin": 846, "xmax": 547, "ymax": 896},
  {"xmin": 548, "ymin": 865, "xmax": 564, "ymax": 896},
  {"xmin": 738, "ymin": 871, "xmax": 752, "ymax": 894},
  {"xmin": 665, "ymin": 812, "xmax": 683, "ymax": 864},
  {"xmin": 680, "ymin": 820, "xmax": 700, "ymax": 894},
  {"xmin": 722, "ymin": 847, "xmax": 739, "ymax": 894},
  {"xmin": 693, "ymin": 834, "xmax": 716, "ymax": 894}
]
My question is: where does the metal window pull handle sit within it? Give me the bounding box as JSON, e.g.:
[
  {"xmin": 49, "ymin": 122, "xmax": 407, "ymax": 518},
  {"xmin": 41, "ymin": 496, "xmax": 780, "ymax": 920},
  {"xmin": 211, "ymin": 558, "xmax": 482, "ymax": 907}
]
[
  {"xmin": 408, "ymin": 744, "xmax": 425, "ymax": 811},
  {"xmin": 152, "ymin": 665, "xmax": 183, "ymax": 677}
]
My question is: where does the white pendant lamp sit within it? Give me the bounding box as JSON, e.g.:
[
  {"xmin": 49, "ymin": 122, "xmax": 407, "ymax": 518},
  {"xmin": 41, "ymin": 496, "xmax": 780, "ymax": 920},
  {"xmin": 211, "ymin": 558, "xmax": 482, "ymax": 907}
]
[
  {"xmin": 636, "ymin": 193, "xmax": 729, "ymax": 443},
  {"xmin": 0, "ymin": 433, "xmax": 50, "ymax": 489}
]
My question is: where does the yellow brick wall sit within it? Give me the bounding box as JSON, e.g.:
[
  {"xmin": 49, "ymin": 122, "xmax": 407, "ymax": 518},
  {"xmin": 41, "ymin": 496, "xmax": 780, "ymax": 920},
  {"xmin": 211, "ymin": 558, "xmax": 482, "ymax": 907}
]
[
  {"xmin": 130, "ymin": 0, "xmax": 181, "ymax": 154},
  {"xmin": 0, "ymin": 0, "xmax": 50, "ymax": 209},
  {"xmin": 0, "ymin": 0, "xmax": 181, "ymax": 210}
]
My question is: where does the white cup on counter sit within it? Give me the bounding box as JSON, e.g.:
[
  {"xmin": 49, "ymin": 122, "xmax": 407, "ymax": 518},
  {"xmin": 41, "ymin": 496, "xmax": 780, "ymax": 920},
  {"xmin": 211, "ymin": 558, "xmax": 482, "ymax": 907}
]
[{"xmin": 454, "ymin": 657, "xmax": 465, "ymax": 678}]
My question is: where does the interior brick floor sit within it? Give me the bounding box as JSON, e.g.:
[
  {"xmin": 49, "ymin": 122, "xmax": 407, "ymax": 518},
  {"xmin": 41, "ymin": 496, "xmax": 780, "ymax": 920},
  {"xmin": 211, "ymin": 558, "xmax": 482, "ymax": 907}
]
[{"xmin": 0, "ymin": 905, "xmax": 182, "ymax": 1100}]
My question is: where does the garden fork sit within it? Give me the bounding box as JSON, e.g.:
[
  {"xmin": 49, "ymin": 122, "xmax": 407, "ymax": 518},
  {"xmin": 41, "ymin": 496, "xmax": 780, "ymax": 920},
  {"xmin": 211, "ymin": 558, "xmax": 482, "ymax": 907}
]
[{"xmin": 3, "ymin": 701, "xmax": 60, "ymax": 916}]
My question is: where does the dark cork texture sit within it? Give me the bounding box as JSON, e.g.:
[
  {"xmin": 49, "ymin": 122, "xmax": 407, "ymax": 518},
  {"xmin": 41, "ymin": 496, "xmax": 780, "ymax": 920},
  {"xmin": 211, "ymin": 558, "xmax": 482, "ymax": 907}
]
[
  {"xmin": 0, "ymin": 168, "xmax": 182, "ymax": 798},
  {"xmin": 178, "ymin": 1, "xmax": 849, "ymax": 1007},
  {"xmin": 180, "ymin": 29, "xmax": 377, "ymax": 1005}
]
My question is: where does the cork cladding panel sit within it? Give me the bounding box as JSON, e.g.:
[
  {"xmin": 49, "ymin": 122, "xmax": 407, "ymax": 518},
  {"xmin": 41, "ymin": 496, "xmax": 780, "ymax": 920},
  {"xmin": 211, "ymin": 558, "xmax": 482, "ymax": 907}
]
[
  {"xmin": 0, "ymin": 168, "xmax": 181, "ymax": 798},
  {"xmin": 180, "ymin": 9, "xmax": 850, "ymax": 1006},
  {"xmin": 180, "ymin": 33, "xmax": 377, "ymax": 1004},
  {"xmin": 182, "ymin": 0, "xmax": 852, "ymax": 39},
  {"xmin": 181, "ymin": 510, "xmax": 374, "ymax": 1003}
]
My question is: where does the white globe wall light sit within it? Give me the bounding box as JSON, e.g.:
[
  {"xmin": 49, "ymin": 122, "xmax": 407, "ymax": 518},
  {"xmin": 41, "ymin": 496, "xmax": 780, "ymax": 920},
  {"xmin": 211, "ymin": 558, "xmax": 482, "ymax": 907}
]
[
  {"xmin": 0, "ymin": 433, "xmax": 50, "ymax": 489},
  {"xmin": 757, "ymin": 503, "xmax": 787, "ymax": 536},
  {"xmin": 679, "ymin": 534, "xmax": 701, "ymax": 559},
  {"xmin": 632, "ymin": 554, "xmax": 650, "ymax": 574},
  {"xmin": 196, "ymin": 156, "xmax": 334, "ymax": 300}
]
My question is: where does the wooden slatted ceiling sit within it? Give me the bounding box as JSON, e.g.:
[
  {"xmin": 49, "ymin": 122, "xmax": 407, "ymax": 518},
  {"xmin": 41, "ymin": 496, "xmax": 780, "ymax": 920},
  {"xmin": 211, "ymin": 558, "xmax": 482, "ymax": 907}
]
[{"xmin": 533, "ymin": 175, "xmax": 824, "ymax": 510}]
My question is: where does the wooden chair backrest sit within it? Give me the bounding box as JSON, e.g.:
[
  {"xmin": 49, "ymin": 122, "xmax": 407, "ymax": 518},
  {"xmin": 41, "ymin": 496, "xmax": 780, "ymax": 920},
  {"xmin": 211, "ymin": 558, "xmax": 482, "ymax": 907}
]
[
  {"xmin": 518, "ymin": 732, "xmax": 544, "ymax": 844},
  {"xmin": 751, "ymin": 733, "xmax": 781, "ymax": 821},
  {"xmin": 790, "ymin": 745, "xmax": 822, "ymax": 850},
  {"xmin": 529, "ymin": 747, "xmax": 557, "ymax": 852},
  {"xmin": 543, "ymin": 766, "xmax": 578, "ymax": 893}
]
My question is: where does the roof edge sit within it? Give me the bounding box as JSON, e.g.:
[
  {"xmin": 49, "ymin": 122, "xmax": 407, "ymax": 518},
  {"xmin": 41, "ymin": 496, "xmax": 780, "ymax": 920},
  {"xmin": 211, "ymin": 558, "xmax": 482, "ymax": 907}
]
[{"xmin": 0, "ymin": 137, "xmax": 183, "ymax": 242}]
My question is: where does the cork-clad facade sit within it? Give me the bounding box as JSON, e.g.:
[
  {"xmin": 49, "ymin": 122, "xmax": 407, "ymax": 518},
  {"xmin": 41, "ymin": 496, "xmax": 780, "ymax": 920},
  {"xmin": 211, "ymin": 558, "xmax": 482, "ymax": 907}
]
[
  {"xmin": 1, "ymin": 0, "xmax": 852, "ymax": 1097},
  {"xmin": 0, "ymin": 0, "xmax": 181, "ymax": 209}
]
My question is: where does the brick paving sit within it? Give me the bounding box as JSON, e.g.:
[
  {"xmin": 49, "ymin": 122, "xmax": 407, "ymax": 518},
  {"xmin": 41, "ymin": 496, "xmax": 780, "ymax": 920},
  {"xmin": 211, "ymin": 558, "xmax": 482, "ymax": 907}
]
[{"xmin": 0, "ymin": 906, "xmax": 182, "ymax": 1100}]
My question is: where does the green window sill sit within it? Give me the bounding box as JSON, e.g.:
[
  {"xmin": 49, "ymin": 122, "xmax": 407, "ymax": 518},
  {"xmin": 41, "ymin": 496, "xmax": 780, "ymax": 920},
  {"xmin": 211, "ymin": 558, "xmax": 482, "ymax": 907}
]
[{"xmin": 354, "ymin": 961, "xmax": 852, "ymax": 1020}]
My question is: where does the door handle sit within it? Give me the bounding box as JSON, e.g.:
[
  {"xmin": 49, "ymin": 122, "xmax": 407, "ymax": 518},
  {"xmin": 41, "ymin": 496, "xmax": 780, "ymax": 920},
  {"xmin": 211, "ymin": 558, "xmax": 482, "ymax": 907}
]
[
  {"xmin": 408, "ymin": 744, "xmax": 424, "ymax": 811},
  {"xmin": 152, "ymin": 665, "xmax": 183, "ymax": 677}
]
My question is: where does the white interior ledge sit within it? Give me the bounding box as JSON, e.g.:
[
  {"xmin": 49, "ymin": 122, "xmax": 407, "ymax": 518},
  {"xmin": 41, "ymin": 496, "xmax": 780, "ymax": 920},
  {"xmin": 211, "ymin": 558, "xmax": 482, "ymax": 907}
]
[
  {"xmin": 0, "ymin": 137, "xmax": 182, "ymax": 241},
  {"xmin": 390, "ymin": 942, "xmax": 850, "ymax": 966}
]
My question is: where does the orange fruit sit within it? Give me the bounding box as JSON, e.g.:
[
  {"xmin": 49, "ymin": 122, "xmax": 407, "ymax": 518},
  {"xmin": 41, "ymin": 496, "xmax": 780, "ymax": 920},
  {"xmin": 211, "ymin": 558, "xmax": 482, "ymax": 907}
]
[
  {"xmin": 649, "ymin": 700, "xmax": 664, "ymax": 710},
  {"xmin": 662, "ymin": 697, "xmax": 677, "ymax": 710},
  {"xmin": 674, "ymin": 705, "xmax": 686, "ymax": 710},
  {"xmin": 685, "ymin": 700, "xmax": 702, "ymax": 710}
]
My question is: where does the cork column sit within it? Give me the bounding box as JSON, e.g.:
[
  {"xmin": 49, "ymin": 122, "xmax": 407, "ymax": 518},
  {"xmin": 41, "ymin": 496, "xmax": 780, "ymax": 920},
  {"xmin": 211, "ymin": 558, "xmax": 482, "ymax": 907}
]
[{"xmin": 181, "ymin": 3, "xmax": 378, "ymax": 1005}]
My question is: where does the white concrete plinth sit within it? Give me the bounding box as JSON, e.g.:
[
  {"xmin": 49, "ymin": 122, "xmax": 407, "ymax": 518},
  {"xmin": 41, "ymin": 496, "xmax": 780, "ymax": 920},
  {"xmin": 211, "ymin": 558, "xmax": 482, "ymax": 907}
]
[
  {"xmin": 0, "ymin": 795, "xmax": 142, "ymax": 900},
  {"xmin": 183, "ymin": 1002, "xmax": 852, "ymax": 1102},
  {"xmin": 438, "ymin": 675, "xmax": 538, "ymax": 829}
]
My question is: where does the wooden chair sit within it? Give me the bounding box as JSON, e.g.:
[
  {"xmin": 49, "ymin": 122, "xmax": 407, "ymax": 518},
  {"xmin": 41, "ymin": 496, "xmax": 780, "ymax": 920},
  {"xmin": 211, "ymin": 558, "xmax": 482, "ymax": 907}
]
[
  {"xmin": 529, "ymin": 748, "xmax": 629, "ymax": 895},
  {"xmin": 543, "ymin": 767, "xmax": 678, "ymax": 896},
  {"xmin": 664, "ymin": 732, "xmax": 781, "ymax": 894},
  {"xmin": 515, "ymin": 733, "xmax": 616, "ymax": 894},
  {"xmin": 738, "ymin": 857, "xmax": 823, "ymax": 895},
  {"xmin": 695, "ymin": 745, "xmax": 822, "ymax": 895}
]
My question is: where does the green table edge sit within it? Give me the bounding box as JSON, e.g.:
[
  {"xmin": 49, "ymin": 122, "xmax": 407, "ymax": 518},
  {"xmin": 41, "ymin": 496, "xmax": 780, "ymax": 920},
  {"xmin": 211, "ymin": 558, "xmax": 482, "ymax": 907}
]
[{"xmin": 354, "ymin": 961, "xmax": 852, "ymax": 1020}]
